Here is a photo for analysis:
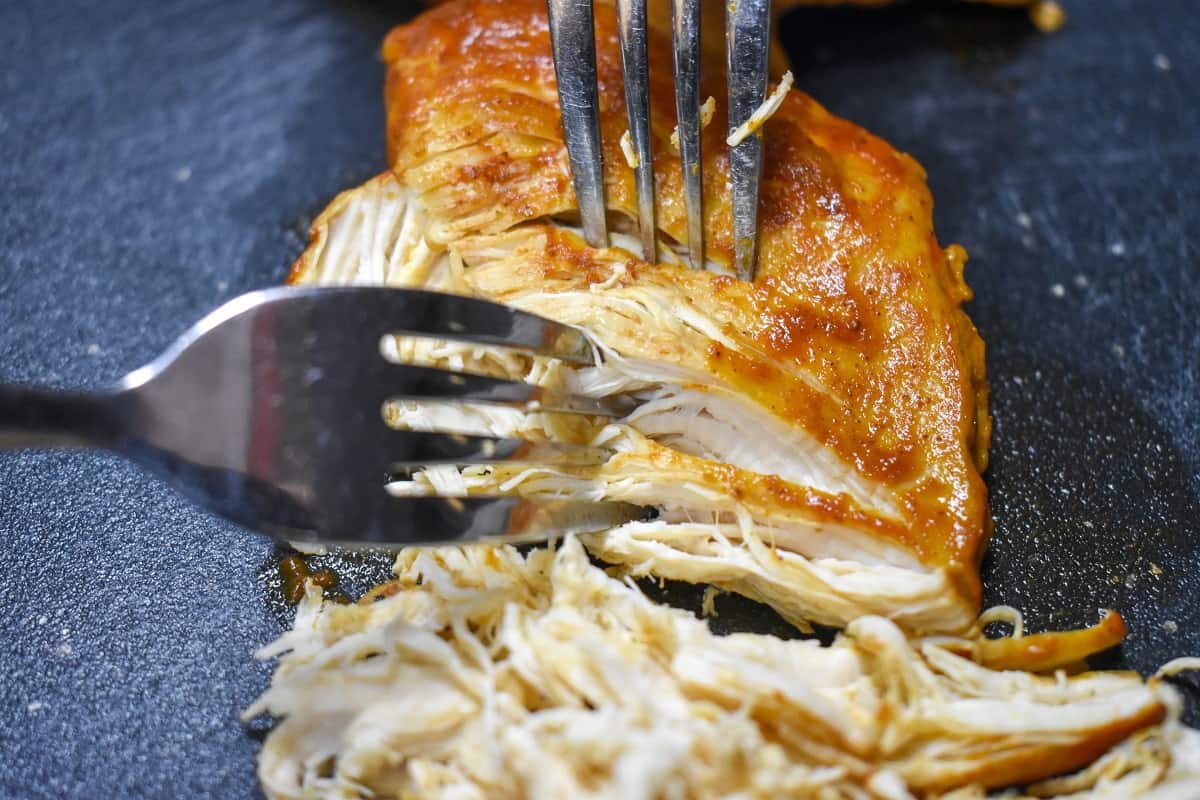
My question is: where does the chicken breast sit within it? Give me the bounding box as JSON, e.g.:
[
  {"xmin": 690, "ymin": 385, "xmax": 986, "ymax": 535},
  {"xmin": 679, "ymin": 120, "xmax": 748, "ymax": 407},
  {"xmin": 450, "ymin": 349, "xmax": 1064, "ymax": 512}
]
[{"xmin": 292, "ymin": 0, "xmax": 991, "ymax": 636}]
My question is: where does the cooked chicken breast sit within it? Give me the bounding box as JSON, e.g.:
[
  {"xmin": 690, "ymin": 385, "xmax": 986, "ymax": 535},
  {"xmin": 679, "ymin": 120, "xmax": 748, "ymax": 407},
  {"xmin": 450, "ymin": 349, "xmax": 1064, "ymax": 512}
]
[{"xmin": 292, "ymin": 0, "xmax": 991, "ymax": 636}]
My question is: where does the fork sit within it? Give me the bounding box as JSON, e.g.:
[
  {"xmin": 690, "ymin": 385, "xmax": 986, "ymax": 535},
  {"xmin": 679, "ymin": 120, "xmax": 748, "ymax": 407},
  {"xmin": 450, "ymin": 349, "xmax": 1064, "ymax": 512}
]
[
  {"xmin": 546, "ymin": 0, "xmax": 771, "ymax": 279},
  {"xmin": 0, "ymin": 287, "xmax": 645, "ymax": 547}
]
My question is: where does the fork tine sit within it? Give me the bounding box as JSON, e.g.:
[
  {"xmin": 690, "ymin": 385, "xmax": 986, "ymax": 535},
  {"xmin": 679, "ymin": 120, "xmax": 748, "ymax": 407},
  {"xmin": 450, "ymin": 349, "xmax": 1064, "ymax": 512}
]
[
  {"xmin": 726, "ymin": 0, "xmax": 770, "ymax": 282},
  {"xmin": 182, "ymin": 287, "xmax": 597, "ymax": 368},
  {"xmin": 548, "ymin": 0, "xmax": 609, "ymax": 249},
  {"xmin": 334, "ymin": 496, "xmax": 646, "ymax": 547},
  {"xmin": 616, "ymin": 0, "xmax": 656, "ymax": 261},
  {"xmin": 671, "ymin": 0, "xmax": 704, "ymax": 270},
  {"xmin": 366, "ymin": 287, "xmax": 593, "ymax": 363},
  {"xmin": 379, "ymin": 430, "xmax": 610, "ymax": 467},
  {"xmin": 374, "ymin": 363, "xmax": 632, "ymax": 417}
]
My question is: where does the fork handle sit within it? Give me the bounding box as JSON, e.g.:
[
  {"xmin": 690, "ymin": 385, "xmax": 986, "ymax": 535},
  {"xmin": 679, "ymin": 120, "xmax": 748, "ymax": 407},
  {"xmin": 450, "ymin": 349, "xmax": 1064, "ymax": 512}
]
[{"xmin": 0, "ymin": 384, "xmax": 125, "ymax": 450}]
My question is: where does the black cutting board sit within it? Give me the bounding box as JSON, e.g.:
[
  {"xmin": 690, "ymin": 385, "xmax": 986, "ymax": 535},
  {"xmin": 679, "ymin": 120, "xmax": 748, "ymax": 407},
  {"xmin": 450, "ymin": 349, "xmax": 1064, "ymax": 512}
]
[{"xmin": 1, "ymin": 1, "xmax": 1197, "ymax": 797}]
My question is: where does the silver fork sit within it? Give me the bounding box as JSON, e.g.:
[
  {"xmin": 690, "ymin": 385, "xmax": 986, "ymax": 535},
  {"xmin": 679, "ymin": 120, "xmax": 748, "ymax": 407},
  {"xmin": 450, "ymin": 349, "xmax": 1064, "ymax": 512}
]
[
  {"xmin": 0, "ymin": 287, "xmax": 645, "ymax": 547},
  {"xmin": 547, "ymin": 0, "xmax": 771, "ymax": 279}
]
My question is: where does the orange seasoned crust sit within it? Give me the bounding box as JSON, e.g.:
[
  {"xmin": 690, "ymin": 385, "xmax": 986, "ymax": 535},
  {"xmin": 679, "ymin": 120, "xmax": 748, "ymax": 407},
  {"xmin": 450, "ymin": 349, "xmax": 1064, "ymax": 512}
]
[{"xmin": 978, "ymin": 611, "xmax": 1130, "ymax": 673}]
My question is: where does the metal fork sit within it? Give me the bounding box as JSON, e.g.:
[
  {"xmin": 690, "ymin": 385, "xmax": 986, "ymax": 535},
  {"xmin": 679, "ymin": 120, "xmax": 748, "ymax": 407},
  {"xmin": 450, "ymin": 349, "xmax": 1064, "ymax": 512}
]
[
  {"xmin": 547, "ymin": 0, "xmax": 771, "ymax": 279},
  {"xmin": 0, "ymin": 287, "xmax": 645, "ymax": 547}
]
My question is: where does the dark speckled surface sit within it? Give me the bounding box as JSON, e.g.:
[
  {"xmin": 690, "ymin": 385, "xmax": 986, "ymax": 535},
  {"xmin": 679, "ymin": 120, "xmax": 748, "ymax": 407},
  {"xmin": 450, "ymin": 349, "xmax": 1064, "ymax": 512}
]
[{"xmin": 0, "ymin": 1, "xmax": 1197, "ymax": 797}]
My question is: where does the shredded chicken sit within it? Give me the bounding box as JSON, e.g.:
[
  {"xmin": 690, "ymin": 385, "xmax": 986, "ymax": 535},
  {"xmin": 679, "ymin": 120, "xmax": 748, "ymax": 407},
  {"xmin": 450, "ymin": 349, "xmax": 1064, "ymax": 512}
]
[
  {"xmin": 727, "ymin": 70, "xmax": 794, "ymax": 146},
  {"xmin": 619, "ymin": 129, "xmax": 638, "ymax": 168},
  {"xmin": 669, "ymin": 95, "xmax": 716, "ymax": 152},
  {"xmin": 247, "ymin": 537, "xmax": 1200, "ymax": 800}
]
